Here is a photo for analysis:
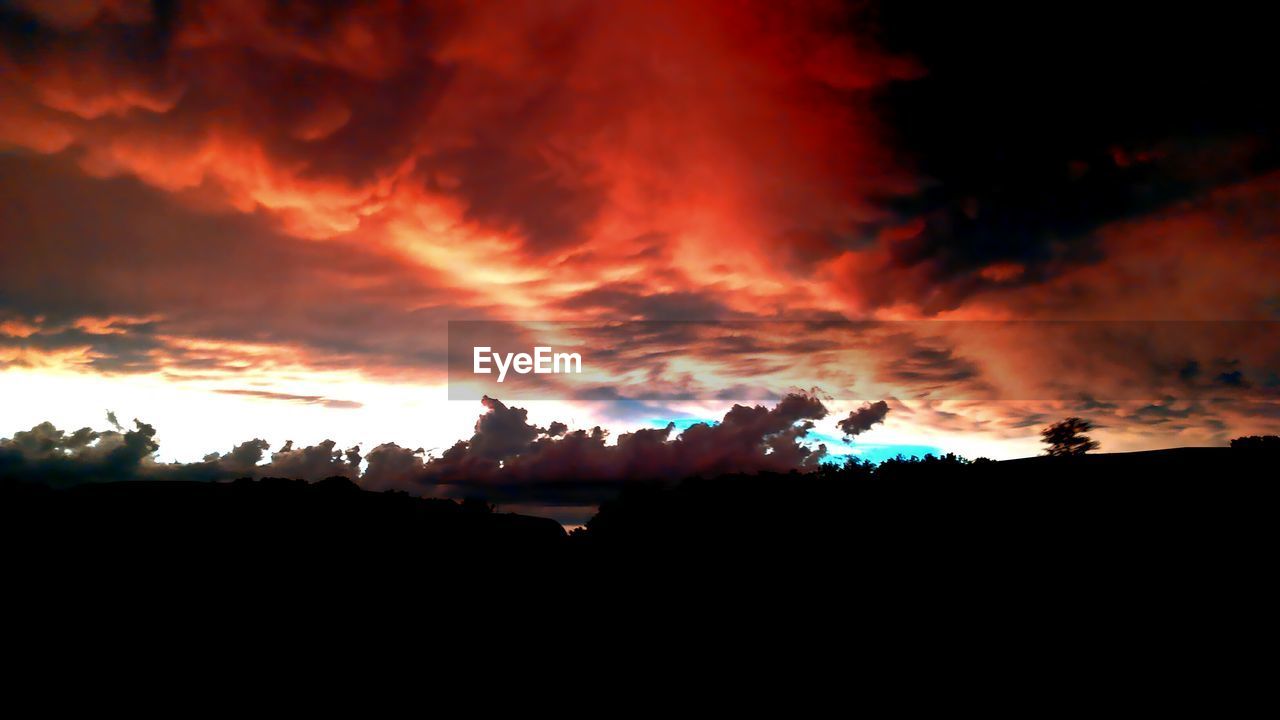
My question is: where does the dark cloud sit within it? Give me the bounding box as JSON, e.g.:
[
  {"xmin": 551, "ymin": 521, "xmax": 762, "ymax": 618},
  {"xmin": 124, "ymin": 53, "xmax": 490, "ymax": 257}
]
[
  {"xmin": 861, "ymin": 1, "xmax": 1280, "ymax": 311},
  {"xmin": 568, "ymin": 386, "xmax": 692, "ymax": 422},
  {"xmin": 559, "ymin": 283, "xmax": 741, "ymax": 321},
  {"xmin": 360, "ymin": 441, "xmax": 427, "ymax": 493},
  {"xmin": 205, "ymin": 438, "xmax": 270, "ymax": 472},
  {"xmin": 0, "ymin": 316, "xmax": 166, "ymax": 373},
  {"xmin": 838, "ymin": 401, "xmax": 889, "ymax": 440},
  {"xmin": 467, "ymin": 396, "xmax": 542, "ymax": 462},
  {"xmin": 0, "ymin": 413, "xmax": 366, "ymax": 487},
  {"xmin": 264, "ymin": 439, "xmax": 361, "ymax": 480},
  {"xmin": 1129, "ymin": 397, "xmax": 1200, "ymax": 425},
  {"xmin": 884, "ymin": 345, "xmax": 980, "ymax": 386},
  {"xmin": 422, "ymin": 142, "xmax": 607, "ymax": 255},
  {"xmin": 1075, "ymin": 395, "xmax": 1118, "ymax": 413},
  {"xmin": 0, "ymin": 416, "xmax": 157, "ymax": 487},
  {"xmin": 1216, "ymin": 371, "xmax": 1248, "ymax": 388},
  {"xmin": 1179, "ymin": 361, "xmax": 1202, "ymax": 382}
]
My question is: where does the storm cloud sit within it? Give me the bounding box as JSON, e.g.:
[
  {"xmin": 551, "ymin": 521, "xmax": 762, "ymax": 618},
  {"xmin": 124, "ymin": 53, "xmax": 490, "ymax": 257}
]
[{"xmin": 838, "ymin": 401, "xmax": 889, "ymax": 440}]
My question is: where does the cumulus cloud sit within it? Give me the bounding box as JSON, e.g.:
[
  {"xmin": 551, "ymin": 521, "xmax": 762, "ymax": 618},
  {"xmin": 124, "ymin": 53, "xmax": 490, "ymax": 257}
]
[
  {"xmin": 360, "ymin": 442, "xmax": 426, "ymax": 493},
  {"xmin": 410, "ymin": 392, "xmax": 832, "ymax": 493},
  {"xmin": 263, "ymin": 439, "xmax": 361, "ymax": 480},
  {"xmin": 1, "ymin": 393, "xmax": 840, "ymax": 501},
  {"xmin": 0, "ymin": 415, "xmax": 158, "ymax": 487}
]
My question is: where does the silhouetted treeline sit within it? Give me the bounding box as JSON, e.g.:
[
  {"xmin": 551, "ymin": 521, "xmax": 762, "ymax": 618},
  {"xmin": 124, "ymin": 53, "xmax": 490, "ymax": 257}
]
[
  {"xmin": 1231, "ymin": 434, "xmax": 1280, "ymax": 450},
  {"xmin": 5, "ymin": 445, "xmax": 1274, "ymax": 607}
]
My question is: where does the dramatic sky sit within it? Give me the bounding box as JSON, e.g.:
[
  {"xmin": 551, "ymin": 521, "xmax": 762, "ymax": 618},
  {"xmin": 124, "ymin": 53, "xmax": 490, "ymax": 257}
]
[{"xmin": 2, "ymin": 1, "xmax": 1277, "ymax": 512}]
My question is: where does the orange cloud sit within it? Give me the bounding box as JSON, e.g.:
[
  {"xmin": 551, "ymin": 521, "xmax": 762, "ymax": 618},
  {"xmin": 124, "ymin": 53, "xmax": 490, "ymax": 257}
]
[{"xmin": 0, "ymin": 0, "xmax": 919, "ymax": 323}]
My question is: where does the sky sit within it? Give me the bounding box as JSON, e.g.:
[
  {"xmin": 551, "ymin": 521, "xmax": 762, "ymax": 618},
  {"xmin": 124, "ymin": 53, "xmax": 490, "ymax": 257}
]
[{"xmin": 2, "ymin": 0, "xmax": 1278, "ymax": 508}]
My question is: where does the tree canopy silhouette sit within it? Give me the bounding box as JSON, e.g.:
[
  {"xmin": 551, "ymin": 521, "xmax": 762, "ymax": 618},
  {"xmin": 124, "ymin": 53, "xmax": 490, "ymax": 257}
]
[
  {"xmin": 1230, "ymin": 435, "xmax": 1280, "ymax": 450},
  {"xmin": 1041, "ymin": 417, "xmax": 1099, "ymax": 456}
]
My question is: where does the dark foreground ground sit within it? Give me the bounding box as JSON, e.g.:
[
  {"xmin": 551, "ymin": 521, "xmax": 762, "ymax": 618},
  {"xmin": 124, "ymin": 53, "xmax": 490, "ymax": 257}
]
[
  {"xmin": 6, "ymin": 446, "xmax": 1272, "ymax": 574},
  {"xmin": 4, "ymin": 446, "xmax": 1274, "ymax": 657}
]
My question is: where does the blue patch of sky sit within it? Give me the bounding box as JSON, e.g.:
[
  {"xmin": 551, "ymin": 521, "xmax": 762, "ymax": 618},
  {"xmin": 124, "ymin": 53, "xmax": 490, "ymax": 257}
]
[
  {"xmin": 646, "ymin": 419, "xmax": 946, "ymax": 464},
  {"xmin": 807, "ymin": 430, "xmax": 945, "ymax": 464}
]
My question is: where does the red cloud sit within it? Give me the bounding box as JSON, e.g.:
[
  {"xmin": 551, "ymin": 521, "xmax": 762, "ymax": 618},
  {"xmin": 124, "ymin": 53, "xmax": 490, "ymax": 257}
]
[{"xmin": 0, "ymin": 1, "xmax": 920, "ymax": 321}]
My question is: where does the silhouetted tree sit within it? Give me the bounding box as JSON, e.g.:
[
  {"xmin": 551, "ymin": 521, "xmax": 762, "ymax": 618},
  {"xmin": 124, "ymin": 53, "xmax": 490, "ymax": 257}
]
[
  {"xmin": 1230, "ymin": 435, "xmax": 1280, "ymax": 450},
  {"xmin": 1041, "ymin": 417, "xmax": 1099, "ymax": 456}
]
